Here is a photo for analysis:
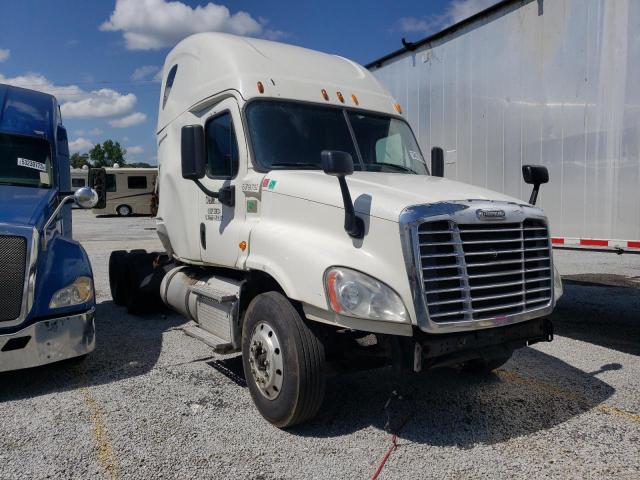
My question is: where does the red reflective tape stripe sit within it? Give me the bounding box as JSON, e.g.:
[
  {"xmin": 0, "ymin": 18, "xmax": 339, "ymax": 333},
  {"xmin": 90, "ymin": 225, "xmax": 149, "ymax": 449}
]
[
  {"xmin": 580, "ymin": 239, "xmax": 609, "ymax": 247},
  {"xmin": 627, "ymin": 241, "xmax": 640, "ymax": 249},
  {"xmin": 551, "ymin": 237, "xmax": 564, "ymax": 244}
]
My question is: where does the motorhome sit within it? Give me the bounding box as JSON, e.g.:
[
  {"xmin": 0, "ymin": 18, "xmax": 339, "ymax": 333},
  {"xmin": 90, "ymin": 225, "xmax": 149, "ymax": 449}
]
[
  {"xmin": 0, "ymin": 83, "xmax": 98, "ymax": 372},
  {"xmin": 107, "ymin": 33, "xmax": 562, "ymax": 427},
  {"xmin": 71, "ymin": 167, "xmax": 88, "ymax": 190},
  {"xmin": 90, "ymin": 167, "xmax": 157, "ymax": 216}
]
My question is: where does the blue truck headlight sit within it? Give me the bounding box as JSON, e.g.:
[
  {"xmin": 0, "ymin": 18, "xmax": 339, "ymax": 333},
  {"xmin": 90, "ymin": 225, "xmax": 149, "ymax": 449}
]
[
  {"xmin": 324, "ymin": 267, "xmax": 408, "ymax": 322},
  {"xmin": 49, "ymin": 276, "xmax": 94, "ymax": 309}
]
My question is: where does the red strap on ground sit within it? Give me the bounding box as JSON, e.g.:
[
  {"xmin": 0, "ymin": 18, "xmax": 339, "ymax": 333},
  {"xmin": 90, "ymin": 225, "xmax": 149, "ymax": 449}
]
[{"xmin": 371, "ymin": 434, "xmax": 398, "ymax": 480}]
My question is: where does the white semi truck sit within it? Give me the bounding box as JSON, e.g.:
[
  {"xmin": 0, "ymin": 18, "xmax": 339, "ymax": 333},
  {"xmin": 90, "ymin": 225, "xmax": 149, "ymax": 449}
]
[{"xmin": 106, "ymin": 33, "xmax": 562, "ymax": 428}]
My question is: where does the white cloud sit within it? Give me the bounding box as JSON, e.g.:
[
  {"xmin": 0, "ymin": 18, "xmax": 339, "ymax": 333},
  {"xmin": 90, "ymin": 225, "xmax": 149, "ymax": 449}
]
[
  {"xmin": 398, "ymin": 0, "xmax": 498, "ymax": 36},
  {"xmin": 109, "ymin": 112, "xmax": 147, "ymax": 128},
  {"xmin": 0, "ymin": 72, "xmax": 137, "ymax": 119},
  {"xmin": 75, "ymin": 127, "xmax": 104, "ymax": 136},
  {"xmin": 127, "ymin": 145, "xmax": 145, "ymax": 155},
  {"xmin": 0, "ymin": 49, "xmax": 9, "ymax": 62},
  {"xmin": 69, "ymin": 138, "xmax": 94, "ymax": 153},
  {"xmin": 62, "ymin": 89, "xmax": 137, "ymax": 119},
  {"xmin": 131, "ymin": 65, "xmax": 161, "ymax": 81},
  {"xmin": 100, "ymin": 0, "xmax": 264, "ymax": 50}
]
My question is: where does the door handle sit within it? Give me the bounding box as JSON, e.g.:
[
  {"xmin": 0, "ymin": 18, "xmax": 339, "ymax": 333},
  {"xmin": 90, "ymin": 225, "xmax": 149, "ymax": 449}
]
[{"xmin": 200, "ymin": 222, "xmax": 206, "ymax": 249}]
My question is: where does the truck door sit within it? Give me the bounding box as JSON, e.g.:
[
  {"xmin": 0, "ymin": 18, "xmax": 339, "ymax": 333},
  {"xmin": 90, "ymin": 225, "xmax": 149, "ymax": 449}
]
[{"xmin": 197, "ymin": 98, "xmax": 247, "ymax": 267}]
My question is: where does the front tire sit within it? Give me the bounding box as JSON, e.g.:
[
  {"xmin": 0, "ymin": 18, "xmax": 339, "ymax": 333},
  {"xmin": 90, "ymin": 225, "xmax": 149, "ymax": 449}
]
[
  {"xmin": 242, "ymin": 292, "xmax": 326, "ymax": 428},
  {"xmin": 109, "ymin": 250, "xmax": 128, "ymax": 305},
  {"xmin": 117, "ymin": 204, "xmax": 132, "ymax": 216}
]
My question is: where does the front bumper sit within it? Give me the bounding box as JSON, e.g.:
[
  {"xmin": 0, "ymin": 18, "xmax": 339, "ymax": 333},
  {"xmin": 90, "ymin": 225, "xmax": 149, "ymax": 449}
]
[{"xmin": 0, "ymin": 308, "xmax": 95, "ymax": 373}]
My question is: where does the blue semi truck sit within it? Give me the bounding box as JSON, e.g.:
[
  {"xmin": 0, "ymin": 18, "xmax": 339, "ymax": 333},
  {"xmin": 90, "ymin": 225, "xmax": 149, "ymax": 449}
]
[{"xmin": 0, "ymin": 83, "xmax": 98, "ymax": 372}]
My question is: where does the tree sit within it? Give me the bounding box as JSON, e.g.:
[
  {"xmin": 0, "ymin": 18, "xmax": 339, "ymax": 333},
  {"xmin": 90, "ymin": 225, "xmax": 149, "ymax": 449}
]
[
  {"xmin": 128, "ymin": 162, "xmax": 152, "ymax": 168},
  {"xmin": 70, "ymin": 152, "xmax": 90, "ymax": 169},
  {"xmin": 89, "ymin": 140, "xmax": 127, "ymax": 167}
]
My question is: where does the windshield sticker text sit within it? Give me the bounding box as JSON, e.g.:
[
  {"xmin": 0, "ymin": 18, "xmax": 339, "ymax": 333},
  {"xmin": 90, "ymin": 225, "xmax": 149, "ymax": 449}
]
[{"xmin": 17, "ymin": 157, "xmax": 47, "ymax": 172}]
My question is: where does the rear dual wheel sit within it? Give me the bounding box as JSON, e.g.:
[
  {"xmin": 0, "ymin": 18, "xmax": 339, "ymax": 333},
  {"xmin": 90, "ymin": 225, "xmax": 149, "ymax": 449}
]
[
  {"xmin": 242, "ymin": 292, "xmax": 326, "ymax": 428},
  {"xmin": 108, "ymin": 249, "xmax": 159, "ymax": 314}
]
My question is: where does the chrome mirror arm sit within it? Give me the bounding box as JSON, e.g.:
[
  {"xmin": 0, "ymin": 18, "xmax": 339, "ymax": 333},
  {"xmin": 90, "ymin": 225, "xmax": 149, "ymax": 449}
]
[{"xmin": 42, "ymin": 195, "xmax": 74, "ymax": 250}]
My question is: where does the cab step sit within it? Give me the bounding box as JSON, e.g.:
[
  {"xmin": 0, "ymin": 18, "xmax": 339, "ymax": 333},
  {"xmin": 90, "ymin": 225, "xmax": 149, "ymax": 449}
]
[{"xmin": 182, "ymin": 324, "xmax": 234, "ymax": 353}]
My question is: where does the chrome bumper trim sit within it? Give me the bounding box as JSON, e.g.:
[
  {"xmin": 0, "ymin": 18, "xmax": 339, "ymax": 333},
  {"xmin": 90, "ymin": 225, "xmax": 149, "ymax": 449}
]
[{"xmin": 0, "ymin": 308, "xmax": 95, "ymax": 373}]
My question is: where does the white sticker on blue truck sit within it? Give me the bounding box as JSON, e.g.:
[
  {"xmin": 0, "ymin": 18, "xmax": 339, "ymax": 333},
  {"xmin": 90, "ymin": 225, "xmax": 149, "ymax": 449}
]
[{"xmin": 17, "ymin": 157, "xmax": 47, "ymax": 172}]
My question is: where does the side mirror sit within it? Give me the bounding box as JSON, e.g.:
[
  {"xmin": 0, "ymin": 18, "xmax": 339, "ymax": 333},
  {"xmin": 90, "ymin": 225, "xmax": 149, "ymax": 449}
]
[
  {"xmin": 88, "ymin": 167, "xmax": 107, "ymax": 209},
  {"xmin": 57, "ymin": 126, "xmax": 70, "ymax": 157},
  {"xmin": 321, "ymin": 150, "xmax": 354, "ymax": 176},
  {"xmin": 321, "ymin": 150, "xmax": 363, "ymax": 239},
  {"xmin": 431, "ymin": 147, "xmax": 444, "ymax": 177},
  {"xmin": 522, "ymin": 165, "xmax": 549, "ymax": 205},
  {"xmin": 181, "ymin": 125, "xmax": 206, "ymax": 180},
  {"xmin": 181, "ymin": 125, "xmax": 235, "ymax": 207},
  {"xmin": 74, "ymin": 187, "xmax": 99, "ymax": 209}
]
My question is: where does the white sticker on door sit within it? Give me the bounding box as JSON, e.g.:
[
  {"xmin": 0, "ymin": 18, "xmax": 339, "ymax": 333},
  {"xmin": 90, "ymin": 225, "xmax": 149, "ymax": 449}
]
[{"xmin": 17, "ymin": 157, "xmax": 47, "ymax": 172}]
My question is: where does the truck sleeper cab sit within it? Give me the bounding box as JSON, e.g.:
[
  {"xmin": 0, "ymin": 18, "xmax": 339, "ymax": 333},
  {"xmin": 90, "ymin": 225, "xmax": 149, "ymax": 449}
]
[
  {"xmin": 0, "ymin": 84, "xmax": 98, "ymax": 372},
  {"xmin": 108, "ymin": 33, "xmax": 562, "ymax": 428}
]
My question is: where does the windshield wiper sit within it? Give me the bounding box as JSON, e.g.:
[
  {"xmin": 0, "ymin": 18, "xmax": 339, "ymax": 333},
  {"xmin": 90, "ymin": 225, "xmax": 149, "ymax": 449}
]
[
  {"xmin": 370, "ymin": 163, "xmax": 419, "ymax": 174},
  {"xmin": 270, "ymin": 163, "xmax": 320, "ymax": 170}
]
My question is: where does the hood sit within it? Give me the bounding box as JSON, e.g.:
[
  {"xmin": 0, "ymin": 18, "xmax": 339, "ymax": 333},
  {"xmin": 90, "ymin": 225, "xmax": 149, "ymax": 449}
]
[
  {"xmin": 0, "ymin": 185, "xmax": 53, "ymax": 227},
  {"xmin": 262, "ymin": 171, "xmax": 527, "ymax": 222}
]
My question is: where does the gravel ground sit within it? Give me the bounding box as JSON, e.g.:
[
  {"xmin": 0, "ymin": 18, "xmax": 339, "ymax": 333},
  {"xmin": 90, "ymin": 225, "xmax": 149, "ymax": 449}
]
[{"xmin": 1, "ymin": 211, "xmax": 638, "ymax": 479}]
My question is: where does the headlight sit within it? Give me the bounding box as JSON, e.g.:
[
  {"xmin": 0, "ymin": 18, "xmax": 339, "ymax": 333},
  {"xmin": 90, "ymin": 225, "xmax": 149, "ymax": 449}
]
[
  {"xmin": 553, "ymin": 266, "xmax": 563, "ymax": 301},
  {"xmin": 49, "ymin": 276, "xmax": 94, "ymax": 309},
  {"xmin": 324, "ymin": 267, "xmax": 408, "ymax": 322}
]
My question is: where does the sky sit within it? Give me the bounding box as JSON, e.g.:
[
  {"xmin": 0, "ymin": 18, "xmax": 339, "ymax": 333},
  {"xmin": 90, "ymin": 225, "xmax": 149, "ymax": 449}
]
[{"xmin": 0, "ymin": 0, "xmax": 497, "ymax": 165}]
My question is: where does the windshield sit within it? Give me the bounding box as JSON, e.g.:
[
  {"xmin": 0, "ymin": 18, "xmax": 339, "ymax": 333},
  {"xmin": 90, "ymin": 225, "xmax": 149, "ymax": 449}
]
[
  {"xmin": 0, "ymin": 133, "xmax": 53, "ymax": 188},
  {"xmin": 245, "ymin": 100, "xmax": 428, "ymax": 174}
]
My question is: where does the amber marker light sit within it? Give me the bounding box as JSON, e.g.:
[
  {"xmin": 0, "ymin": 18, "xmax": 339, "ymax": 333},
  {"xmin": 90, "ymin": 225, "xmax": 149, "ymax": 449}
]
[
  {"xmin": 336, "ymin": 91, "xmax": 345, "ymax": 103},
  {"xmin": 351, "ymin": 94, "xmax": 359, "ymax": 105},
  {"xmin": 321, "ymin": 89, "xmax": 329, "ymax": 101},
  {"xmin": 257, "ymin": 81, "xmax": 264, "ymax": 94},
  {"xmin": 239, "ymin": 241, "xmax": 247, "ymax": 251},
  {"xmin": 326, "ymin": 270, "xmax": 342, "ymax": 313},
  {"xmin": 394, "ymin": 102, "xmax": 403, "ymax": 114}
]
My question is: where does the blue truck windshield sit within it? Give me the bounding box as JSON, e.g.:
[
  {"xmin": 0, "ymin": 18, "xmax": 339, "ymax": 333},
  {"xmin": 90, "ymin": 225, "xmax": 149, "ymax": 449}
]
[
  {"xmin": 0, "ymin": 133, "xmax": 52, "ymax": 188},
  {"xmin": 245, "ymin": 100, "xmax": 428, "ymax": 174}
]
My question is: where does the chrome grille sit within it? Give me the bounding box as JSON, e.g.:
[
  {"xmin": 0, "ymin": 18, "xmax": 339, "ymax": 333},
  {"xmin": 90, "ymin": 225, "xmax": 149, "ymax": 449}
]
[
  {"xmin": 418, "ymin": 219, "xmax": 552, "ymax": 323},
  {"xmin": 0, "ymin": 235, "xmax": 27, "ymax": 323}
]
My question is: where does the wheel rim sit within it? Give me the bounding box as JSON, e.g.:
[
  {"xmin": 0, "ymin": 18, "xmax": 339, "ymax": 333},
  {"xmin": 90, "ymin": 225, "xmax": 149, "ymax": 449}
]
[
  {"xmin": 119, "ymin": 206, "xmax": 130, "ymax": 216},
  {"xmin": 248, "ymin": 321, "xmax": 284, "ymax": 400}
]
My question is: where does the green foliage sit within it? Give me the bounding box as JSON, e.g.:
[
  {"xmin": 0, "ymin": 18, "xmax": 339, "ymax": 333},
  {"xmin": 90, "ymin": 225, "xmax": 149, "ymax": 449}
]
[
  {"xmin": 128, "ymin": 162, "xmax": 153, "ymax": 168},
  {"xmin": 89, "ymin": 140, "xmax": 127, "ymax": 167},
  {"xmin": 70, "ymin": 152, "xmax": 90, "ymax": 169}
]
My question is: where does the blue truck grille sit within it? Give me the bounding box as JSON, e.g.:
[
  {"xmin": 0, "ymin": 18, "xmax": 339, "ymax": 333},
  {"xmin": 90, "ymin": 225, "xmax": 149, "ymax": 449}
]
[
  {"xmin": 418, "ymin": 219, "xmax": 553, "ymax": 323},
  {"xmin": 0, "ymin": 235, "xmax": 27, "ymax": 322}
]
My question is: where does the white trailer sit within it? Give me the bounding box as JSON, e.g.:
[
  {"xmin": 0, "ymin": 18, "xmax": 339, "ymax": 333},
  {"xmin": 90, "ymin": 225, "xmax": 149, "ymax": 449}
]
[
  {"xmin": 107, "ymin": 32, "xmax": 562, "ymax": 428},
  {"xmin": 367, "ymin": 0, "xmax": 640, "ymax": 253}
]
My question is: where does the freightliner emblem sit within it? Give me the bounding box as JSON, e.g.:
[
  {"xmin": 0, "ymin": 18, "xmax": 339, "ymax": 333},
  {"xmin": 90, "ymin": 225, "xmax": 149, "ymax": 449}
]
[{"xmin": 476, "ymin": 209, "xmax": 506, "ymax": 220}]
